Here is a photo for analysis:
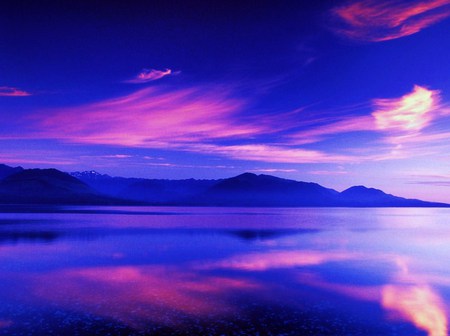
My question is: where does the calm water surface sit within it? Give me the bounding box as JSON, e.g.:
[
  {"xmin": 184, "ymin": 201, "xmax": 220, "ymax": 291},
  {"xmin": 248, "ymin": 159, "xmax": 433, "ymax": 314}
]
[{"xmin": 0, "ymin": 206, "xmax": 449, "ymax": 335}]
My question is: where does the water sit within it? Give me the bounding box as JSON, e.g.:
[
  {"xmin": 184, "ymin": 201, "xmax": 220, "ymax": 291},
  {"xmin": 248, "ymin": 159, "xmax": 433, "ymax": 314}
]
[{"xmin": 0, "ymin": 206, "xmax": 449, "ymax": 335}]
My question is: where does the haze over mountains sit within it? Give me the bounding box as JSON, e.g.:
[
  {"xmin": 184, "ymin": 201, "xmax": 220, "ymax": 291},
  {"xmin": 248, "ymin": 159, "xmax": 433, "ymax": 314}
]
[{"xmin": 0, "ymin": 164, "xmax": 447, "ymax": 207}]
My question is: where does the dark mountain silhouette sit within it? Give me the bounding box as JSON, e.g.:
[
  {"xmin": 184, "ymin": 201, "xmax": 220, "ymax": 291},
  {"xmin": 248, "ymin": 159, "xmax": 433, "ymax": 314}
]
[
  {"xmin": 339, "ymin": 185, "xmax": 441, "ymax": 207},
  {"xmin": 71, "ymin": 171, "xmax": 218, "ymax": 203},
  {"xmin": 120, "ymin": 178, "xmax": 219, "ymax": 204},
  {"xmin": 0, "ymin": 165, "xmax": 447, "ymax": 207},
  {"xmin": 190, "ymin": 173, "xmax": 341, "ymax": 206},
  {"xmin": 0, "ymin": 164, "xmax": 24, "ymax": 180},
  {"xmin": 0, "ymin": 169, "xmax": 127, "ymax": 205},
  {"xmin": 70, "ymin": 171, "xmax": 139, "ymax": 197}
]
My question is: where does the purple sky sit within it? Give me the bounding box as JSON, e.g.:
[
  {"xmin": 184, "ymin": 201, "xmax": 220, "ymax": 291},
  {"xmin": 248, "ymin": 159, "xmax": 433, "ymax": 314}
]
[{"xmin": 1, "ymin": 0, "xmax": 450, "ymax": 202}]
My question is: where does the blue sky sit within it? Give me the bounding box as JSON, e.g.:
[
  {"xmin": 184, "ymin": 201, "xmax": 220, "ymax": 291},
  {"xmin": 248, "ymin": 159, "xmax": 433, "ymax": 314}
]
[{"xmin": 1, "ymin": 0, "xmax": 450, "ymax": 202}]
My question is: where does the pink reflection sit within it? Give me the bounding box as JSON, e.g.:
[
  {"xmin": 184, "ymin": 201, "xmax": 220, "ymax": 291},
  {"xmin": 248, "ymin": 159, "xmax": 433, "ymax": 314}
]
[
  {"xmin": 0, "ymin": 320, "xmax": 12, "ymax": 328},
  {"xmin": 205, "ymin": 250, "xmax": 362, "ymax": 271},
  {"xmin": 33, "ymin": 266, "xmax": 259, "ymax": 328},
  {"xmin": 382, "ymin": 285, "xmax": 447, "ymax": 336},
  {"xmin": 332, "ymin": 0, "xmax": 450, "ymax": 42},
  {"xmin": 211, "ymin": 248, "xmax": 449, "ymax": 336}
]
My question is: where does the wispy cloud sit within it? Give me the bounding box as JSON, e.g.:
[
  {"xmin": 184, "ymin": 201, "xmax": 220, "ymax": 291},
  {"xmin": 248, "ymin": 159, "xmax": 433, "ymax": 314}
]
[
  {"xmin": 250, "ymin": 168, "xmax": 298, "ymax": 173},
  {"xmin": 100, "ymin": 154, "xmax": 133, "ymax": 159},
  {"xmin": 125, "ymin": 68, "xmax": 175, "ymax": 83},
  {"xmin": 373, "ymin": 85, "xmax": 441, "ymax": 131},
  {"xmin": 291, "ymin": 86, "xmax": 443, "ymax": 142},
  {"xmin": 309, "ymin": 170, "xmax": 348, "ymax": 176},
  {"xmin": 33, "ymin": 86, "xmax": 251, "ymax": 146},
  {"xmin": 331, "ymin": 0, "xmax": 450, "ymax": 42},
  {"xmin": 193, "ymin": 144, "xmax": 354, "ymax": 164},
  {"xmin": 8, "ymin": 83, "xmax": 448, "ymax": 165},
  {"xmin": 0, "ymin": 86, "xmax": 31, "ymax": 97},
  {"xmin": 24, "ymin": 86, "xmax": 357, "ymax": 164}
]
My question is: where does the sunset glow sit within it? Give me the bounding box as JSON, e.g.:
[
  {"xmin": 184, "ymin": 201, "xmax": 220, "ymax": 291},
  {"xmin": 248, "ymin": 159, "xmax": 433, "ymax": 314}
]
[{"xmin": 1, "ymin": 1, "xmax": 449, "ymax": 199}]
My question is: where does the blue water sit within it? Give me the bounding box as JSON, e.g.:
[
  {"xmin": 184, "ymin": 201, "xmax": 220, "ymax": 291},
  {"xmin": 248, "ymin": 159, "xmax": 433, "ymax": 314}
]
[{"xmin": 0, "ymin": 206, "xmax": 449, "ymax": 335}]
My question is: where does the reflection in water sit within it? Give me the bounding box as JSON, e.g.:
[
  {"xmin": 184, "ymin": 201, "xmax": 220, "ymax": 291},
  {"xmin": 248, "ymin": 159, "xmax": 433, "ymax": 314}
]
[
  {"xmin": 0, "ymin": 207, "xmax": 449, "ymax": 335},
  {"xmin": 209, "ymin": 247, "xmax": 449, "ymax": 336},
  {"xmin": 0, "ymin": 231, "xmax": 62, "ymax": 244},
  {"xmin": 33, "ymin": 266, "xmax": 259, "ymax": 328},
  {"xmin": 0, "ymin": 321, "xmax": 12, "ymax": 328},
  {"xmin": 206, "ymin": 250, "xmax": 361, "ymax": 271},
  {"xmin": 382, "ymin": 285, "xmax": 447, "ymax": 336}
]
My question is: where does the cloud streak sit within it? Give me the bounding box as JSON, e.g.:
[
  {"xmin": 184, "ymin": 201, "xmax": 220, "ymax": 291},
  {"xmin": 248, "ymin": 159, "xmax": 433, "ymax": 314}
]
[
  {"xmin": 372, "ymin": 85, "xmax": 441, "ymax": 131},
  {"xmin": 290, "ymin": 85, "xmax": 445, "ymax": 161},
  {"xmin": 125, "ymin": 68, "xmax": 174, "ymax": 83},
  {"xmin": 7, "ymin": 83, "xmax": 447, "ymax": 166},
  {"xmin": 23, "ymin": 86, "xmax": 357, "ymax": 164},
  {"xmin": 0, "ymin": 86, "xmax": 31, "ymax": 97},
  {"xmin": 332, "ymin": 0, "xmax": 450, "ymax": 42}
]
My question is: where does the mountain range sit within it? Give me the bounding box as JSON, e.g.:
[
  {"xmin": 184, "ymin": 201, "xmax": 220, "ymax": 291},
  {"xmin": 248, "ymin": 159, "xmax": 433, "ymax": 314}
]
[{"xmin": 0, "ymin": 164, "xmax": 447, "ymax": 207}]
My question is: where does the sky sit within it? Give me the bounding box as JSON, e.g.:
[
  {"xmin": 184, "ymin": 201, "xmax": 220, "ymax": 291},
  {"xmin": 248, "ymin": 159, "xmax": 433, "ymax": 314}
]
[{"xmin": 1, "ymin": 0, "xmax": 450, "ymax": 202}]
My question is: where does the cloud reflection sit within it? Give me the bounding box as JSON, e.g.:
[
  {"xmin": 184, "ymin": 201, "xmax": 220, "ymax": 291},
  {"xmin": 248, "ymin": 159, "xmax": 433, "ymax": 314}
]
[
  {"xmin": 382, "ymin": 285, "xmax": 447, "ymax": 336},
  {"xmin": 0, "ymin": 320, "xmax": 12, "ymax": 328},
  {"xmin": 32, "ymin": 265, "xmax": 259, "ymax": 328},
  {"xmin": 205, "ymin": 250, "xmax": 360, "ymax": 271},
  {"xmin": 208, "ymin": 248, "xmax": 448, "ymax": 336}
]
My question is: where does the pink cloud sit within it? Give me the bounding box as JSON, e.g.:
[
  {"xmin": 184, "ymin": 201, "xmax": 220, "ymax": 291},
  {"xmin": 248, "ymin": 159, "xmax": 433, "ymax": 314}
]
[
  {"xmin": 33, "ymin": 86, "xmax": 254, "ymax": 146},
  {"xmin": 332, "ymin": 0, "xmax": 450, "ymax": 42},
  {"xmin": 101, "ymin": 154, "xmax": 133, "ymax": 159},
  {"xmin": 0, "ymin": 86, "xmax": 31, "ymax": 97},
  {"xmin": 250, "ymin": 168, "xmax": 298, "ymax": 173},
  {"xmin": 11, "ymin": 83, "xmax": 447, "ymax": 165},
  {"xmin": 290, "ymin": 115, "xmax": 374, "ymax": 145},
  {"xmin": 125, "ymin": 68, "xmax": 174, "ymax": 83},
  {"xmin": 372, "ymin": 85, "xmax": 441, "ymax": 131},
  {"xmin": 23, "ymin": 86, "xmax": 358, "ymax": 164},
  {"xmin": 309, "ymin": 170, "xmax": 348, "ymax": 176},
  {"xmin": 193, "ymin": 144, "xmax": 354, "ymax": 164},
  {"xmin": 289, "ymin": 86, "xmax": 445, "ymax": 162}
]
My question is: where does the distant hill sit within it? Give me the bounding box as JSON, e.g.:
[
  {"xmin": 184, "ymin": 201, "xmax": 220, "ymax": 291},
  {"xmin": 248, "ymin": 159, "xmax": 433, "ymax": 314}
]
[
  {"xmin": 197, "ymin": 174, "xmax": 448, "ymax": 207},
  {"xmin": 190, "ymin": 173, "xmax": 341, "ymax": 206},
  {"xmin": 0, "ymin": 164, "xmax": 23, "ymax": 180},
  {"xmin": 71, "ymin": 170, "xmax": 218, "ymax": 203},
  {"xmin": 70, "ymin": 170, "xmax": 139, "ymax": 197},
  {"xmin": 0, "ymin": 168, "xmax": 126, "ymax": 205},
  {"xmin": 339, "ymin": 185, "xmax": 442, "ymax": 207},
  {"xmin": 0, "ymin": 164, "xmax": 447, "ymax": 207},
  {"xmin": 120, "ymin": 178, "xmax": 219, "ymax": 204}
]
